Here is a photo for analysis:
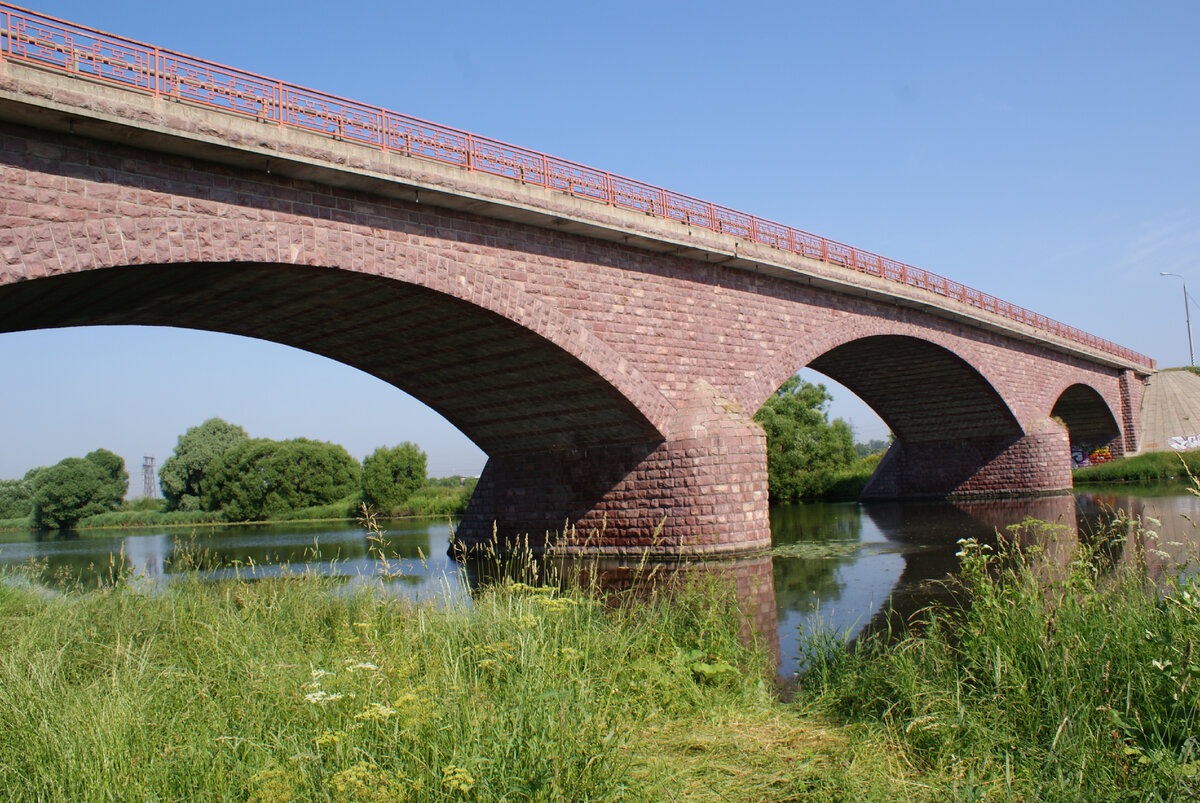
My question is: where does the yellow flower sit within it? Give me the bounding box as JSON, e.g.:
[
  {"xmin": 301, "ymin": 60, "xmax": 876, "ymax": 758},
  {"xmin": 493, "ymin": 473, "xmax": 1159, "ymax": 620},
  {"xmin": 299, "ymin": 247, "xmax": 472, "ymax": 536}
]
[
  {"xmin": 355, "ymin": 703, "xmax": 398, "ymax": 721},
  {"xmin": 314, "ymin": 730, "xmax": 342, "ymax": 748},
  {"xmin": 442, "ymin": 764, "xmax": 476, "ymax": 794}
]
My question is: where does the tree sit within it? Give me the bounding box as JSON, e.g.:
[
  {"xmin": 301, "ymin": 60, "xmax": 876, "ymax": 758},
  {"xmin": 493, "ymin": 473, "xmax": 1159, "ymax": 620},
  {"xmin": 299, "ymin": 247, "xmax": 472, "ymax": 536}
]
[
  {"xmin": 30, "ymin": 457, "xmax": 114, "ymax": 529},
  {"xmin": 753, "ymin": 375, "xmax": 857, "ymax": 502},
  {"xmin": 202, "ymin": 438, "xmax": 361, "ymax": 521},
  {"xmin": 159, "ymin": 418, "xmax": 249, "ymax": 511},
  {"xmin": 0, "ymin": 478, "xmax": 34, "ymax": 520},
  {"xmin": 84, "ymin": 448, "xmax": 128, "ymax": 509},
  {"xmin": 361, "ymin": 443, "xmax": 428, "ymax": 512}
]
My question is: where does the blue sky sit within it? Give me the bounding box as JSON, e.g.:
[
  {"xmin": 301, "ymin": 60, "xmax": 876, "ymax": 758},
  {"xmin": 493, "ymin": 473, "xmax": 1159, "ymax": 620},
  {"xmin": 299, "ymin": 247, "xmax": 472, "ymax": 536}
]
[{"xmin": 1, "ymin": 0, "xmax": 1196, "ymax": 484}]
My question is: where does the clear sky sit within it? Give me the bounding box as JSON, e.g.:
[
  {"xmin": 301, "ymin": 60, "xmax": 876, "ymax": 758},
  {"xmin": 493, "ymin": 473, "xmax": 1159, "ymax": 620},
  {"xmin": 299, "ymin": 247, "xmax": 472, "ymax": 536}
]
[{"xmin": 1, "ymin": 0, "xmax": 1196, "ymax": 485}]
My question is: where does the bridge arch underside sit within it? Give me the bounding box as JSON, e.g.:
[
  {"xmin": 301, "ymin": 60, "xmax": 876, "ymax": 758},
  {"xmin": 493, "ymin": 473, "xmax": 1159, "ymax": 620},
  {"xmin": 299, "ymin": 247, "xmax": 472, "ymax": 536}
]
[
  {"xmin": 1051, "ymin": 384, "xmax": 1121, "ymax": 464},
  {"xmin": 0, "ymin": 262, "xmax": 775, "ymax": 556},
  {"xmin": 809, "ymin": 335, "xmax": 1073, "ymax": 499}
]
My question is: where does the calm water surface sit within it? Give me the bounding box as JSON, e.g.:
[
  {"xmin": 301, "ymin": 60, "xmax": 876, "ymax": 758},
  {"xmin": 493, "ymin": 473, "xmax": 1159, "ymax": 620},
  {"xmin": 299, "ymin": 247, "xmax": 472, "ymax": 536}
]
[{"xmin": 2, "ymin": 485, "xmax": 1197, "ymax": 677}]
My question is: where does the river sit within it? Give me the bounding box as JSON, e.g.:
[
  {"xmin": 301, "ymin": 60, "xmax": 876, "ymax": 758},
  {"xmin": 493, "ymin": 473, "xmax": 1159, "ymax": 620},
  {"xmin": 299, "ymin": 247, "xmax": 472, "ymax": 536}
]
[{"xmin": 2, "ymin": 484, "xmax": 1197, "ymax": 678}]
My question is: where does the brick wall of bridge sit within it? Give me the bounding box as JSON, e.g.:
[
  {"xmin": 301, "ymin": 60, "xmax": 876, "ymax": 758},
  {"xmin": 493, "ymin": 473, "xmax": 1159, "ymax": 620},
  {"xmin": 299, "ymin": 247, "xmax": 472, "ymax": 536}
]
[{"xmin": 0, "ymin": 105, "xmax": 1146, "ymax": 554}]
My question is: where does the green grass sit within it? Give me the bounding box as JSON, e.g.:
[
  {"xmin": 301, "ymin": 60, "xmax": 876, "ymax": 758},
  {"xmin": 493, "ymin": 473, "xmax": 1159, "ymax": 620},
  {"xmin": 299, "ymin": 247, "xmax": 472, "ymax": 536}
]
[
  {"xmin": 5, "ymin": 505, "xmax": 1198, "ymax": 799},
  {"xmin": 0, "ymin": 535, "xmax": 919, "ymax": 802},
  {"xmin": 1073, "ymin": 450, "xmax": 1200, "ymax": 483},
  {"xmin": 796, "ymin": 515, "xmax": 1200, "ymax": 800}
]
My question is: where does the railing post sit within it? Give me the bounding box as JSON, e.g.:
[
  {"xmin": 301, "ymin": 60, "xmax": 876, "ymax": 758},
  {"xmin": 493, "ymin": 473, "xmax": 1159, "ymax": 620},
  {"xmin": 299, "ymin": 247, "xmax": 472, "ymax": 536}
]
[{"xmin": 276, "ymin": 81, "xmax": 284, "ymax": 127}]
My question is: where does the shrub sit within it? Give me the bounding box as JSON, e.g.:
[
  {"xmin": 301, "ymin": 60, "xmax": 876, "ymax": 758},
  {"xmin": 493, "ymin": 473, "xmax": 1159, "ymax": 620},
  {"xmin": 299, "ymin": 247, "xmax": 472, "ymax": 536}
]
[
  {"xmin": 30, "ymin": 457, "xmax": 114, "ymax": 529},
  {"xmin": 202, "ymin": 438, "xmax": 361, "ymax": 521},
  {"xmin": 361, "ymin": 442, "xmax": 427, "ymax": 512},
  {"xmin": 159, "ymin": 418, "xmax": 249, "ymax": 511},
  {"xmin": 0, "ymin": 478, "xmax": 34, "ymax": 519}
]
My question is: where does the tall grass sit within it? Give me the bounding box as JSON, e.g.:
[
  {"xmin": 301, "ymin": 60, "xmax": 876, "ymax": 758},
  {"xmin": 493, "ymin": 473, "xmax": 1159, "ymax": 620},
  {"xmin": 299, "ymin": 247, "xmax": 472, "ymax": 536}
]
[
  {"xmin": 797, "ymin": 515, "xmax": 1200, "ymax": 800},
  {"xmin": 0, "ymin": 524, "xmax": 911, "ymax": 801}
]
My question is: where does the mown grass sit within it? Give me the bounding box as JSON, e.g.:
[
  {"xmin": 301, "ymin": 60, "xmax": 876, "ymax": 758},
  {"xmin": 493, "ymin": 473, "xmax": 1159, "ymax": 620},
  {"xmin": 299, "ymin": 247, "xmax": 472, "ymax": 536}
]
[
  {"xmin": 797, "ymin": 515, "xmax": 1200, "ymax": 801},
  {"xmin": 1073, "ymin": 450, "xmax": 1200, "ymax": 483}
]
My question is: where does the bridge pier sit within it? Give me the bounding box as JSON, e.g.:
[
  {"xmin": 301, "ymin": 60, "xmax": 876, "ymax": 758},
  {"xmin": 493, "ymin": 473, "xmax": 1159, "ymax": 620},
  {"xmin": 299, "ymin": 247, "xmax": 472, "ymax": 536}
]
[
  {"xmin": 861, "ymin": 417, "xmax": 1072, "ymax": 500},
  {"xmin": 453, "ymin": 382, "xmax": 771, "ymax": 557}
]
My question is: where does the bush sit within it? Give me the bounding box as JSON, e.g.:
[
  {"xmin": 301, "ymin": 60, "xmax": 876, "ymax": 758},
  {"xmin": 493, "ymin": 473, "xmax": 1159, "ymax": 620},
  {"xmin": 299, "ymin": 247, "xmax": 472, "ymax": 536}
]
[
  {"xmin": 361, "ymin": 442, "xmax": 427, "ymax": 512},
  {"xmin": 0, "ymin": 478, "xmax": 34, "ymax": 519},
  {"xmin": 159, "ymin": 418, "xmax": 249, "ymax": 511},
  {"xmin": 202, "ymin": 438, "xmax": 361, "ymax": 522},
  {"xmin": 398, "ymin": 485, "xmax": 473, "ymax": 517},
  {"xmin": 31, "ymin": 457, "xmax": 115, "ymax": 530},
  {"xmin": 754, "ymin": 375, "xmax": 858, "ymax": 502}
]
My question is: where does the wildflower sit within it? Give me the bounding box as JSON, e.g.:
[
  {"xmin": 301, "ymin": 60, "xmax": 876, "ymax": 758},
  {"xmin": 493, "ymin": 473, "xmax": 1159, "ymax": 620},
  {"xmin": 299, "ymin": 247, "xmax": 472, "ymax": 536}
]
[
  {"xmin": 247, "ymin": 765, "xmax": 294, "ymax": 803},
  {"xmin": 442, "ymin": 765, "xmax": 476, "ymax": 794},
  {"xmin": 355, "ymin": 702, "xmax": 398, "ymax": 721},
  {"xmin": 311, "ymin": 668, "xmax": 334, "ymax": 680},
  {"xmin": 331, "ymin": 761, "xmax": 403, "ymax": 800},
  {"xmin": 314, "ymin": 730, "xmax": 342, "ymax": 748},
  {"xmin": 516, "ymin": 614, "xmax": 538, "ymax": 629},
  {"xmin": 304, "ymin": 690, "xmax": 345, "ymax": 704}
]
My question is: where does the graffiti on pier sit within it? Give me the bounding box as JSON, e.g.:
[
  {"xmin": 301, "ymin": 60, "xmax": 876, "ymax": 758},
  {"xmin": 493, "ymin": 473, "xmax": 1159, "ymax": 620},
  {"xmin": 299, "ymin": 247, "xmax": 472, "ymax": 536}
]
[
  {"xmin": 1168, "ymin": 433, "xmax": 1200, "ymax": 451},
  {"xmin": 1072, "ymin": 445, "xmax": 1114, "ymax": 468}
]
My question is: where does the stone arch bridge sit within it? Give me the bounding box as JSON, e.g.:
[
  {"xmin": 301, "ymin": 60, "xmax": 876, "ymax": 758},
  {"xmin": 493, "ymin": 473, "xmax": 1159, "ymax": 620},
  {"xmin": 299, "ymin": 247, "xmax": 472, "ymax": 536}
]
[{"xmin": 0, "ymin": 6, "xmax": 1151, "ymax": 556}]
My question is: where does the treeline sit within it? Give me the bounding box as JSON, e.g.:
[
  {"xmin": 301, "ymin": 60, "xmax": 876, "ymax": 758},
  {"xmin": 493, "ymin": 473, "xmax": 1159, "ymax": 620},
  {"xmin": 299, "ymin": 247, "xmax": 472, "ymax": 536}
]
[
  {"xmin": 0, "ymin": 449, "xmax": 129, "ymax": 529},
  {"xmin": 0, "ymin": 418, "xmax": 476, "ymax": 531}
]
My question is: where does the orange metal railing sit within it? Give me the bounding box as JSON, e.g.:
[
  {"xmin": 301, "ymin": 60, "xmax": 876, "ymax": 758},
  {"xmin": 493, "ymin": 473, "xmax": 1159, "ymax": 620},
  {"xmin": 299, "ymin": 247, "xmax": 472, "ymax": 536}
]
[{"xmin": 0, "ymin": 3, "xmax": 1153, "ymax": 370}]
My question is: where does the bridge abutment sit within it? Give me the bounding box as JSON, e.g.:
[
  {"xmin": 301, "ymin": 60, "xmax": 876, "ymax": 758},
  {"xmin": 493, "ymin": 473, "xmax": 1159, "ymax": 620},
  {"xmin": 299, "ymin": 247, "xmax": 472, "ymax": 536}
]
[
  {"xmin": 453, "ymin": 382, "xmax": 771, "ymax": 557},
  {"xmin": 861, "ymin": 417, "xmax": 1072, "ymax": 500}
]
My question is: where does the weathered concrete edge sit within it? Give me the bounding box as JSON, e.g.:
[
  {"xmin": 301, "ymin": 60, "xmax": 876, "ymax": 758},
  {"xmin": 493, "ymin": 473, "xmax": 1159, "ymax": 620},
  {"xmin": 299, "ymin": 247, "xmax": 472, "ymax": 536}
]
[{"xmin": 0, "ymin": 59, "xmax": 1150, "ymax": 376}]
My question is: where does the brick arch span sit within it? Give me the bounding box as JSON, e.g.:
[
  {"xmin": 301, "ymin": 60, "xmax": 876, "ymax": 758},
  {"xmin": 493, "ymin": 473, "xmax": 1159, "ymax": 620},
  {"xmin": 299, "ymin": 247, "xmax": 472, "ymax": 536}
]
[
  {"xmin": 745, "ymin": 314, "xmax": 1021, "ymax": 424},
  {"xmin": 752, "ymin": 325, "xmax": 1073, "ymax": 499},
  {"xmin": 0, "ymin": 217, "xmax": 771, "ymax": 556},
  {"xmin": 0, "ymin": 217, "xmax": 674, "ymax": 453},
  {"xmin": 1051, "ymin": 384, "xmax": 1121, "ymax": 458}
]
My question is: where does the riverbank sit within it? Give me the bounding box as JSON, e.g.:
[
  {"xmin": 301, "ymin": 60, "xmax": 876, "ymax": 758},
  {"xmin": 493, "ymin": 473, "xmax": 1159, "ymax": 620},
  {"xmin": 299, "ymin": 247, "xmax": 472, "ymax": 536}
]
[
  {"xmin": 1073, "ymin": 449, "xmax": 1200, "ymax": 483},
  {"xmin": 0, "ymin": 513, "xmax": 1194, "ymax": 800},
  {"xmin": 0, "ymin": 483, "xmax": 473, "ymax": 533},
  {"xmin": 0, "ymin": 562, "xmax": 909, "ymax": 801}
]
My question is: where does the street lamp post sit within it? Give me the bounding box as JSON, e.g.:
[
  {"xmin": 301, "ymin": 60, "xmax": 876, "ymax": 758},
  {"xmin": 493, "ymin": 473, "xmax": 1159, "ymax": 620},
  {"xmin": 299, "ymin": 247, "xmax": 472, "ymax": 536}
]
[{"xmin": 1160, "ymin": 272, "xmax": 1195, "ymax": 366}]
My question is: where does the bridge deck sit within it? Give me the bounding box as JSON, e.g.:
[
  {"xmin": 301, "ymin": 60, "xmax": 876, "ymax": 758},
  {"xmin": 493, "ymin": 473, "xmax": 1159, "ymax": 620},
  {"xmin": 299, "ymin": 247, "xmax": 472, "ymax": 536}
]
[{"xmin": 0, "ymin": 1, "xmax": 1151, "ymax": 372}]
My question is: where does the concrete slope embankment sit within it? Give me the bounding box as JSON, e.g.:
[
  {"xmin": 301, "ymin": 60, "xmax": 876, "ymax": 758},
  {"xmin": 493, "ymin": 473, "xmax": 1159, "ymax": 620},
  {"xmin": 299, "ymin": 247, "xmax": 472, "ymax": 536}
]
[{"xmin": 1139, "ymin": 370, "xmax": 1200, "ymax": 452}]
